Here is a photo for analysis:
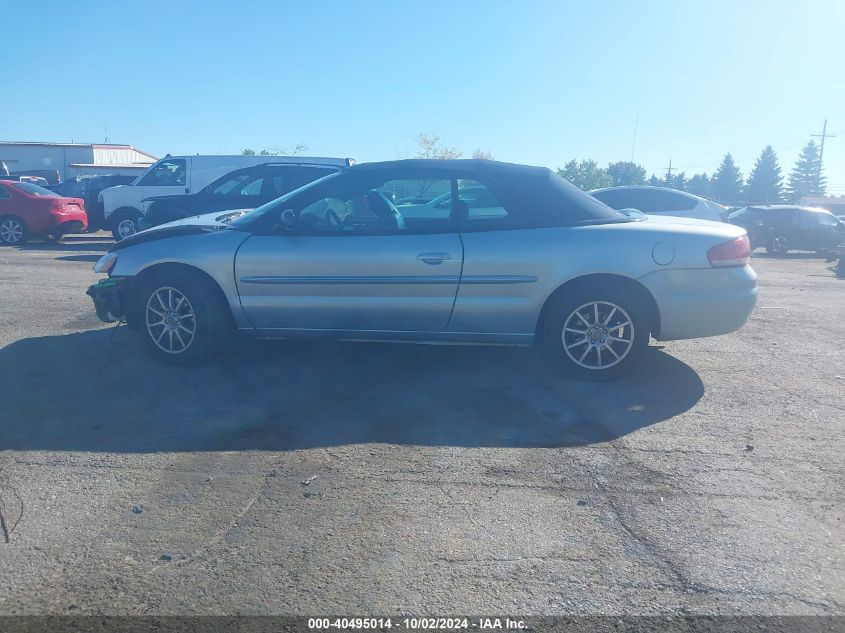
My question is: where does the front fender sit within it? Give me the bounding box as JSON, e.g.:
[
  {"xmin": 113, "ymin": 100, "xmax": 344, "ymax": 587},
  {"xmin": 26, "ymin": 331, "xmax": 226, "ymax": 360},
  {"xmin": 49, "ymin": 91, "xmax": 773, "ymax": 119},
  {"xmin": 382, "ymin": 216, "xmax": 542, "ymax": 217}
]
[{"xmin": 108, "ymin": 229, "xmax": 253, "ymax": 328}]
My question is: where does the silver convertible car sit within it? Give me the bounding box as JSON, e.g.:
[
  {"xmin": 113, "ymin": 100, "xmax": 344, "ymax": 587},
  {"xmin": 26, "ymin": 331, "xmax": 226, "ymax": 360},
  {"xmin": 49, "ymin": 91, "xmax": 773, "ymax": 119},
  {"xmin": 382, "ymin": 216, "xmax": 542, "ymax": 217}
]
[{"xmin": 87, "ymin": 159, "xmax": 757, "ymax": 380}]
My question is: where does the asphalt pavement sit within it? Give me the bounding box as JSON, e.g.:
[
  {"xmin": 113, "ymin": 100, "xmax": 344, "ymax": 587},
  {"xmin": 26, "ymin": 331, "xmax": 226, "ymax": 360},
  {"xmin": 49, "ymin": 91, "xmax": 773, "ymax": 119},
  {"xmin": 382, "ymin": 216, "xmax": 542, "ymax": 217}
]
[{"xmin": 0, "ymin": 234, "xmax": 842, "ymax": 615}]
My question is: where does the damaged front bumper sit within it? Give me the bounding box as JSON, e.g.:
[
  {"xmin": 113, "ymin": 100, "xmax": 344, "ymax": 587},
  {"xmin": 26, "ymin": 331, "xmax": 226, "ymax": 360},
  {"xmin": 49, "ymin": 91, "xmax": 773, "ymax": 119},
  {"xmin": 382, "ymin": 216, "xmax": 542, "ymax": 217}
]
[{"xmin": 86, "ymin": 278, "xmax": 126, "ymax": 323}]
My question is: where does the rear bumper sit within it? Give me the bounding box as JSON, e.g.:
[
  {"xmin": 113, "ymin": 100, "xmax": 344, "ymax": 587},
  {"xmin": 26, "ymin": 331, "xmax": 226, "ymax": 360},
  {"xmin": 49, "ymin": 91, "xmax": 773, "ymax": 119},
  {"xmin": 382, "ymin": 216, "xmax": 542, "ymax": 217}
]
[
  {"xmin": 55, "ymin": 220, "xmax": 87, "ymax": 234},
  {"xmin": 639, "ymin": 265, "xmax": 758, "ymax": 341},
  {"xmin": 86, "ymin": 278, "xmax": 127, "ymax": 323},
  {"xmin": 50, "ymin": 209, "xmax": 88, "ymax": 233}
]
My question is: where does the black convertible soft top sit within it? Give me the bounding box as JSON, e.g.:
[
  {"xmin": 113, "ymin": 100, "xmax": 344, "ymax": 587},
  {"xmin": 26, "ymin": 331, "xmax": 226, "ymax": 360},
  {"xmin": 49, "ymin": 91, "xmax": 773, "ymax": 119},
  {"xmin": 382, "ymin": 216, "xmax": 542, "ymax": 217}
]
[{"xmin": 349, "ymin": 159, "xmax": 625, "ymax": 226}]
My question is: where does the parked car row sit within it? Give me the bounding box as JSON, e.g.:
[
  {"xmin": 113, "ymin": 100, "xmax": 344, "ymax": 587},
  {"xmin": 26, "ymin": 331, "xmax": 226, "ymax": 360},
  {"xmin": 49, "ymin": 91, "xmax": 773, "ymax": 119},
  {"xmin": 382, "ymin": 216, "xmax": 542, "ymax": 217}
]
[
  {"xmin": 101, "ymin": 155, "xmax": 353, "ymax": 240},
  {"xmin": 726, "ymin": 205, "xmax": 844, "ymax": 255}
]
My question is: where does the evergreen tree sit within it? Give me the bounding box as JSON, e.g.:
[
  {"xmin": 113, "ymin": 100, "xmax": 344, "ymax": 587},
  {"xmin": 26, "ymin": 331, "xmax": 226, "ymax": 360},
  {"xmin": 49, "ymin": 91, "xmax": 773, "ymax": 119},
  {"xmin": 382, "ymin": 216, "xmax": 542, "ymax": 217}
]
[
  {"xmin": 711, "ymin": 154, "xmax": 744, "ymax": 202},
  {"xmin": 786, "ymin": 140, "xmax": 826, "ymax": 202},
  {"xmin": 686, "ymin": 173, "xmax": 711, "ymax": 197},
  {"xmin": 672, "ymin": 172, "xmax": 687, "ymax": 191},
  {"xmin": 647, "ymin": 174, "xmax": 661, "ymax": 186},
  {"xmin": 745, "ymin": 145, "xmax": 783, "ymax": 203}
]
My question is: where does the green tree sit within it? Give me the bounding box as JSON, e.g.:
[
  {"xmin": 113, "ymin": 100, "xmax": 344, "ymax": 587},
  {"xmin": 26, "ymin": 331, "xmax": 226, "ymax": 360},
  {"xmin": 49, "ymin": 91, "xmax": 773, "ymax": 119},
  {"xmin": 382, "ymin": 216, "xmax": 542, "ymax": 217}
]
[
  {"xmin": 241, "ymin": 149, "xmax": 256, "ymax": 155},
  {"xmin": 744, "ymin": 145, "xmax": 783, "ymax": 203},
  {"xmin": 686, "ymin": 173, "xmax": 711, "ymax": 197},
  {"xmin": 647, "ymin": 174, "xmax": 661, "ymax": 186},
  {"xmin": 786, "ymin": 140, "xmax": 826, "ymax": 202},
  {"xmin": 672, "ymin": 172, "xmax": 687, "ymax": 191},
  {"xmin": 557, "ymin": 159, "xmax": 612, "ymax": 190},
  {"xmin": 711, "ymin": 153, "xmax": 744, "ymax": 202},
  {"xmin": 607, "ymin": 161, "xmax": 646, "ymax": 186}
]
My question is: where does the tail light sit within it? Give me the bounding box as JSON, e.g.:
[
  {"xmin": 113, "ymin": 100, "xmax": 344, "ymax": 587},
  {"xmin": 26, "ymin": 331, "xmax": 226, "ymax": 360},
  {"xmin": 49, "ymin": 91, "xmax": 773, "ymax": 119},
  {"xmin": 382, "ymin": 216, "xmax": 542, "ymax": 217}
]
[{"xmin": 708, "ymin": 235, "xmax": 751, "ymax": 268}]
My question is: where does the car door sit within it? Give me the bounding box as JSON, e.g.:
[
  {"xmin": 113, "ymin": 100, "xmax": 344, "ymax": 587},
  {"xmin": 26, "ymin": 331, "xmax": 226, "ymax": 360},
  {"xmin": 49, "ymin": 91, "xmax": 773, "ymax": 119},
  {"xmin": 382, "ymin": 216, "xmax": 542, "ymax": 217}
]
[
  {"xmin": 447, "ymin": 179, "xmax": 540, "ymax": 340},
  {"xmin": 234, "ymin": 173, "xmax": 463, "ymax": 333},
  {"xmin": 137, "ymin": 157, "xmax": 190, "ymax": 213}
]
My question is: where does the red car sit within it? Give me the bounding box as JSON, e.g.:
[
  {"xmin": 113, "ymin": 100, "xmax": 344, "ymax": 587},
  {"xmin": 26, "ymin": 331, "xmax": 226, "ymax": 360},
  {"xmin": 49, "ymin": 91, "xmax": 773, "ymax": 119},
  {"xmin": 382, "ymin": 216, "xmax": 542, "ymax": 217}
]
[{"xmin": 0, "ymin": 180, "xmax": 88, "ymax": 245}]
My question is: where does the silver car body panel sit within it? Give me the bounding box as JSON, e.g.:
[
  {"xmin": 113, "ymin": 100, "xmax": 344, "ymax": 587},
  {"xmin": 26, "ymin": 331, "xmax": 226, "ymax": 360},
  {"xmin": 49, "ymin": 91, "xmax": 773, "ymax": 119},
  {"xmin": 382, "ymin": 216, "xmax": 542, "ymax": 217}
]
[{"xmin": 106, "ymin": 210, "xmax": 757, "ymax": 344}]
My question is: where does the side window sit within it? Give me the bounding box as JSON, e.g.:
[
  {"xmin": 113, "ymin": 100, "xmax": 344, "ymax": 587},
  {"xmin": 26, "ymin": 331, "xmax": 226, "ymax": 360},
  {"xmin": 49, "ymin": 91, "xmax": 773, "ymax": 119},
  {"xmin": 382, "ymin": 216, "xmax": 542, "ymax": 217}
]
[
  {"xmin": 635, "ymin": 190, "xmax": 697, "ymax": 213},
  {"xmin": 389, "ymin": 179, "xmax": 452, "ymax": 219},
  {"xmin": 240, "ymin": 178, "xmax": 264, "ymax": 196},
  {"xmin": 209, "ymin": 173, "xmax": 252, "ymax": 196},
  {"xmin": 814, "ymin": 212, "xmax": 839, "ymax": 227},
  {"xmin": 271, "ymin": 175, "xmax": 287, "ymax": 196},
  {"xmin": 293, "ymin": 176, "xmax": 453, "ymax": 235},
  {"xmin": 662, "ymin": 191, "xmax": 698, "ymax": 212},
  {"xmin": 139, "ymin": 159, "xmax": 186, "ymax": 187},
  {"xmin": 458, "ymin": 180, "xmax": 510, "ymax": 227},
  {"xmin": 591, "ymin": 189, "xmax": 630, "ymax": 209}
]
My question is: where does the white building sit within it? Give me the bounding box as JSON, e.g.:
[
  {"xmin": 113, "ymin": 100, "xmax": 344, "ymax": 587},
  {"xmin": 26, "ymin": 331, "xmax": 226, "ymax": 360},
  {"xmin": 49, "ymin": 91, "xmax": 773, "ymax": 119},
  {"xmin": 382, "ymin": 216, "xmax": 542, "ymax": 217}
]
[{"xmin": 0, "ymin": 141, "xmax": 157, "ymax": 182}]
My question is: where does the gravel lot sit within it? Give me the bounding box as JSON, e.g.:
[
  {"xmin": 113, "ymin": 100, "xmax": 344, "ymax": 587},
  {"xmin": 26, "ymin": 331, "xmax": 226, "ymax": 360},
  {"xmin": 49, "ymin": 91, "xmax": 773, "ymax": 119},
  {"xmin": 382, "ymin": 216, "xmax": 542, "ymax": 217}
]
[{"xmin": 0, "ymin": 234, "xmax": 842, "ymax": 616}]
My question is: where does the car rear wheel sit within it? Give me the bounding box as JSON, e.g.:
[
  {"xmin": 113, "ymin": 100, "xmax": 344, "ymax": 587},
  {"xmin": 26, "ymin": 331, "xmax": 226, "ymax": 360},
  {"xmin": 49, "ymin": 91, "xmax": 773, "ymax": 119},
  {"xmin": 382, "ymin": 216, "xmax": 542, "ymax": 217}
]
[
  {"xmin": 111, "ymin": 208, "xmax": 142, "ymax": 241},
  {"xmin": 138, "ymin": 271, "xmax": 231, "ymax": 364},
  {"xmin": 0, "ymin": 216, "xmax": 27, "ymax": 245},
  {"xmin": 541, "ymin": 283, "xmax": 649, "ymax": 381},
  {"xmin": 767, "ymin": 235, "xmax": 788, "ymax": 256}
]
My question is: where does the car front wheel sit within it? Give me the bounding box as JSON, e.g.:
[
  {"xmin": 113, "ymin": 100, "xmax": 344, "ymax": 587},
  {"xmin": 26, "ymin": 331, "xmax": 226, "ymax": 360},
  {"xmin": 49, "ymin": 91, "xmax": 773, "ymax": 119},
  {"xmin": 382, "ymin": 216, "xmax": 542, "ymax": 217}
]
[
  {"xmin": 0, "ymin": 216, "xmax": 28, "ymax": 245},
  {"xmin": 542, "ymin": 283, "xmax": 649, "ymax": 381},
  {"xmin": 138, "ymin": 271, "xmax": 231, "ymax": 364}
]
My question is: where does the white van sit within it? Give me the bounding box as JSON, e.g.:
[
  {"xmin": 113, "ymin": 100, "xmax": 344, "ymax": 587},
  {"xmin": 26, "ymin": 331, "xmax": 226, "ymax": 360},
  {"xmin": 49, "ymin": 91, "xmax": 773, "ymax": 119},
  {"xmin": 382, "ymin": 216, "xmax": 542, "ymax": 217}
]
[{"xmin": 101, "ymin": 155, "xmax": 352, "ymax": 239}]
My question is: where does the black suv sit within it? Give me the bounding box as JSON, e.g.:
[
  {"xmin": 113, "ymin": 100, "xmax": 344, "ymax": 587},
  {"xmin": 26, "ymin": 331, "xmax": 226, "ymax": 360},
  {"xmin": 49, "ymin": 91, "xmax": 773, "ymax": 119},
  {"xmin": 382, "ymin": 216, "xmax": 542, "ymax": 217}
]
[
  {"xmin": 50, "ymin": 174, "xmax": 137, "ymax": 230},
  {"xmin": 138, "ymin": 163, "xmax": 341, "ymax": 230},
  {"xmin": 728, "ymin": 205, "xmax": 844, "ymax": 256}
]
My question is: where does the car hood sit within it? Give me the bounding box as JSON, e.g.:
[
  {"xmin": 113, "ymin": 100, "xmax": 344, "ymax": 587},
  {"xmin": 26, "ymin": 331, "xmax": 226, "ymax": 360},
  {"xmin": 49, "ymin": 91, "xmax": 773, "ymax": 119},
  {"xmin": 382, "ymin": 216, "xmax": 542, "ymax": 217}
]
[{"xmin": 110, "ymin": 209, "xmax": 251, "ymax": 252}]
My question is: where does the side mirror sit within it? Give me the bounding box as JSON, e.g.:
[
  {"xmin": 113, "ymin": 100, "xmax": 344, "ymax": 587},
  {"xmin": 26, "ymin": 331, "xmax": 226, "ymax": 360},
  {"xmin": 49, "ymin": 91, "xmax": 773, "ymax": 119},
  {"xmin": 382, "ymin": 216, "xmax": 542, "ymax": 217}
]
[
  {"xmin": 280, "ymin": 209, "xmax": 296, "ymax": 229},
  {"xmin": 619, "ymin": 208, "xmax": 647, "ymax": 220}
]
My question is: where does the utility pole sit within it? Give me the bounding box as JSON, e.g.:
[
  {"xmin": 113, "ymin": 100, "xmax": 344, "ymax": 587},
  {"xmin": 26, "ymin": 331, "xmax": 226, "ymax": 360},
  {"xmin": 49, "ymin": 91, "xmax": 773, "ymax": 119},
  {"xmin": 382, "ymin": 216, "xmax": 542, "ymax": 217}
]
[
  {"xmin": 663, "ymin": 159, "xmax": 674, "ymax": 182},
  {"xmin": 811, "ymin": 119, "xmax": 835, "ymax": 183}
]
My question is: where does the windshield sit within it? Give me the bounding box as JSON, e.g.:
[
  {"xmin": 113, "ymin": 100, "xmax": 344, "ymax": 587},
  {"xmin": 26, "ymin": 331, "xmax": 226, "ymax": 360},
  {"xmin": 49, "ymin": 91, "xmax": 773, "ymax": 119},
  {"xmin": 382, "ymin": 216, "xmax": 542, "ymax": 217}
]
[
  {"xmin": 13, "ymin": 181, "xmax": 59, "ymax": 197},
  {"xmin": 229, "ymin": 171, "xmax": 343, "ymax": 228}
]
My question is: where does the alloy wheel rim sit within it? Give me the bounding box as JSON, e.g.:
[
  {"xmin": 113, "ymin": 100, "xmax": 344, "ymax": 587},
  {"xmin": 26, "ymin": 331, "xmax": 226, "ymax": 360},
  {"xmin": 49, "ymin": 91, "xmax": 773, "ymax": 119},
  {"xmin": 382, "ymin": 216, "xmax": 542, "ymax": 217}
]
[
  {"xmin": 562, "ymin": 301, "xmax": 635, "ymax": 370},
  {"xmin": 146, "ymin": 287, "xmax": 196, "ymax": 354},
  {"xmin": 773, "ymin": 236, "xmax": 787, "ymax": 253},
  {"xmin": 1, "ymin": 219, "xmax": 23, "ymax": 243},
  {"xmin": 117, "ymin": 219, "xmax": 136, "ymax": 239}
]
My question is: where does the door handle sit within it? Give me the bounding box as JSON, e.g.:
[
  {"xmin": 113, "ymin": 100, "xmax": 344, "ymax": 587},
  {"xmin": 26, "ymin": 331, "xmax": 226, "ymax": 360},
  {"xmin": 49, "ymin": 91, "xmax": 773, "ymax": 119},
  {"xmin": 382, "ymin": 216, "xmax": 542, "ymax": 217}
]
[{"xmin": 416, "ymin": 252, "xmax": 450, "ymax": 265}]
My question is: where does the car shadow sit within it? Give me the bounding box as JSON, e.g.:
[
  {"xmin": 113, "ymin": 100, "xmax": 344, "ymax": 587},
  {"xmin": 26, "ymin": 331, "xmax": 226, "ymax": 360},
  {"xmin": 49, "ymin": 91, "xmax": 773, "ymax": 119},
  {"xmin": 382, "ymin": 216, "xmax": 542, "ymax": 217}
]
[
  {"xmin": 0, "ymin": 329, "xmax": 703, "ymax": 452},
  {"xmin": 13, "ymin": 241, "xmax": 112, "ymax": 253},
  {"xmin": 751, "ymin": 251, "xmax": 826, "ymax": 260},
  {"xmin": 55, "ymin": 254, "xmax": 102, "ymax": 263}
]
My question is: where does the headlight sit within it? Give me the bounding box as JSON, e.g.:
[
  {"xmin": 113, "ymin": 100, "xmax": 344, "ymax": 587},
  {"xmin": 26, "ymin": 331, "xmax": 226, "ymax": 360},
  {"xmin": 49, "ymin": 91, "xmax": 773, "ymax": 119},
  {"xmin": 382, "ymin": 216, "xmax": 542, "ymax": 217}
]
[{"xmin": 93, "ymin": 253, "xmax": 118, "ymax": 274}]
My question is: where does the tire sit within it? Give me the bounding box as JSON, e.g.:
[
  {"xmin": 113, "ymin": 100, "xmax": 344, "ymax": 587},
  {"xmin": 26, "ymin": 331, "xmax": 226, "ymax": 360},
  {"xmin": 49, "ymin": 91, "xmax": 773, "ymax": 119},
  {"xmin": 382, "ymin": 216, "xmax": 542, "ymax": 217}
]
[
  {"xmin": 110, "ymin": 207, "xmax": 142, "ymax": 241},
  {"xmin": 137, "ymin": 270, "xmax": 231, "ymax": 364},
  {"xmin": 541, "ymin": 282, "xmax": 650, "ymax": 381},
  {"xmin": 766, "ymin": 235, "xmax": 788, "ymax": 256},
  {"xmin": 0, "ymin": 216, "xmax": 28, "ymax": 245}
]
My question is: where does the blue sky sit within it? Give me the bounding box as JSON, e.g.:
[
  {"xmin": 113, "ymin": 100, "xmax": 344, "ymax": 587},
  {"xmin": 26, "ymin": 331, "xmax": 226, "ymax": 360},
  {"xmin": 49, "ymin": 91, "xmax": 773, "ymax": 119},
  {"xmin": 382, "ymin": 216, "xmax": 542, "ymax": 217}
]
[{"xmin": 3, "ymin": 1, "xmax": 843, "ymax": 192}]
